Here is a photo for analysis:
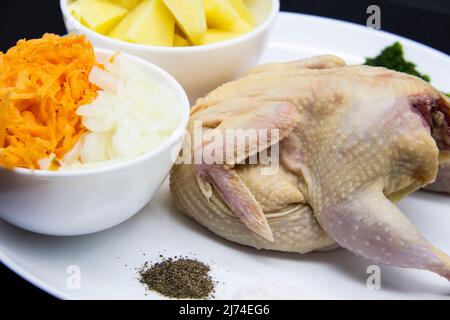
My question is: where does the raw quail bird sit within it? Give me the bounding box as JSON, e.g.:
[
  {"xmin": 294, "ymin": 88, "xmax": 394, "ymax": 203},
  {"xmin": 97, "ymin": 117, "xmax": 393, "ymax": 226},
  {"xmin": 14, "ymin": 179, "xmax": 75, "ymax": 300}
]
[{"xmin": 170, "ymin": 55, "xmax": 450, "ymax": 281}]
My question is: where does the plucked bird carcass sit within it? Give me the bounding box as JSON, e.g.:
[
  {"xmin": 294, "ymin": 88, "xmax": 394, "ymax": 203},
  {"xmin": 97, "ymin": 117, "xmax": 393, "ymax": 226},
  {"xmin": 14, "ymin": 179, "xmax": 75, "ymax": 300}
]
[{"xmin": 170, "ymin": 55, "xmax": 450, "ymax": 281}]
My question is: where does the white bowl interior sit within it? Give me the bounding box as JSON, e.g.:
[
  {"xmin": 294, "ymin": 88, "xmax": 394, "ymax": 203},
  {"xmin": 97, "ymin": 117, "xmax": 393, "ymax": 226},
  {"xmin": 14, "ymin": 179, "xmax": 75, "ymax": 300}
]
[{"xmin": 247, "ymin": 0, "xmax": 276, "ymax": 24}]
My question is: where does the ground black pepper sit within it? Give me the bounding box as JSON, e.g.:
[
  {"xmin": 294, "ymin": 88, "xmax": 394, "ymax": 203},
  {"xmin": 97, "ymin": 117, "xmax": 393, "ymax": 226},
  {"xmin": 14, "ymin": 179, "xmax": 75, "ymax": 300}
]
[{"xmin": 139, "ymin": 257, "xmax": 215, "ymax": 299}]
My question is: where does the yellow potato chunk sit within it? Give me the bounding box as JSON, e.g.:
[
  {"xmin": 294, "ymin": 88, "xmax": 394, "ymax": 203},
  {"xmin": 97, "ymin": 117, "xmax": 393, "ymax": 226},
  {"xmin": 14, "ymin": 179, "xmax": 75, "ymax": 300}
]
[
  {"xmin": 162, "ymin": 0, "xmax": 206, "ymax": 45},
  {"xmin": 230, "ymin": 19, "xmax": 253, "ymax": 34},
  {"xmin": 203, "ymin": 0, "xmax": 254, "ymax": 34},
  {"xmin": 204, "ymin": 0, "xmax": 239, "ymax": 30},
  {"xmin": 173, "ymin": 34, "xmax": 189, "ymax": 47},
  {"xmin": 110, "ymin": 0, "xmax": 142, "ymax": 10},
  {"xmin": 109, "ymin": 0, "xmax": 175, "ymax": 46},
  {"xmin": 202, "ymin": 29, "xmax": 240, "ymax": 44},
  {"xmin": 75, "ymin": 0, "xmax": 129, "ymax": 34},
  {"xmin": 108, "ymin": 7, "xmax": 137, "ymax": 40},
  {"xmin": 229, "ymin": 0, "xmax": 255, "ymax": 24}
]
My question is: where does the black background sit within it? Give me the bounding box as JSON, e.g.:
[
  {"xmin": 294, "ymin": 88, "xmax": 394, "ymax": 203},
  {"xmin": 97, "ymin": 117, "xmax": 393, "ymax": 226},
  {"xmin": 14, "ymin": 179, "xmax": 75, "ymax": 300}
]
[
  {"xmin": 0, "ymin": 0, "xmax": 449, "ymax": 301},
  {"xmin": 1, "ymin": 0, "xmax": 449, "ymax": 53}
]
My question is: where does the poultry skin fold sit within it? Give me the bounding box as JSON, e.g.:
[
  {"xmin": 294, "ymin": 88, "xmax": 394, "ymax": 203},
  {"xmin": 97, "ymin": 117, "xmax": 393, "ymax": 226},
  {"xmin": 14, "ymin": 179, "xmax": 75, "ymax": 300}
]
[
  {"xmin": 426, "ymin": 163, "xmax": 450, "ymax": 193},
  {"xmin": 170, "ymin": 55, "xmax": 450, "ymax": 281}
]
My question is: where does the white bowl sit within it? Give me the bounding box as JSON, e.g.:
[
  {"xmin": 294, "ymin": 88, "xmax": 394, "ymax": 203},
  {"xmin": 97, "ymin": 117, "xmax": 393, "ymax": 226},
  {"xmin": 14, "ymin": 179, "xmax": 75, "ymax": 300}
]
[
  {"xmin": 0, "ymin": 48, "xmax": 190, "ymax": 236},
  {"xmin": 60, "ymin": 0, "xmax": 280, "ymax": 101}
]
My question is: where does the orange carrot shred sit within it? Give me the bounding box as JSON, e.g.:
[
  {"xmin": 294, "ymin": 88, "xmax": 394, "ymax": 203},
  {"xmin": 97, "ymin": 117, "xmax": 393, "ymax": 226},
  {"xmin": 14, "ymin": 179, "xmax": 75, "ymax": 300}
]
[{"xmin": 0, "ymin": 33, "xmax": 99, "ymax": 169}]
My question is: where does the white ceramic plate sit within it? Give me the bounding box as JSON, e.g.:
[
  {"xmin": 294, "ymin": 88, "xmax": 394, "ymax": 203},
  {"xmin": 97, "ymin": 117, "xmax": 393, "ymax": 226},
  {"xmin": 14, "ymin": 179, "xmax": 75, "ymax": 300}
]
[{"xmin": 1, "ymin": 12, "xmax": 449, "ymax": 300}]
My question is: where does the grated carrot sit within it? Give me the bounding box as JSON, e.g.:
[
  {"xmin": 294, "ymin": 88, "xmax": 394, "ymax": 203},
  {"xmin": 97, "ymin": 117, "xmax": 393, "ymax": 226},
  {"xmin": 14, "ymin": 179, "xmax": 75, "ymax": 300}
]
[{"xmin": 0, "ymin": 33, "xmax": 100, "ymax": 169}]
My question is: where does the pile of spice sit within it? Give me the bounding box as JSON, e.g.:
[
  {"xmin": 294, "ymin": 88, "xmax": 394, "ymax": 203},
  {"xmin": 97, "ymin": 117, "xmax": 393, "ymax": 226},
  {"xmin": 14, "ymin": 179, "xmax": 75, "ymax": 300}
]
[{"xmin": 139, "ymin": 256, "xmax": 215, "ymax": 299}]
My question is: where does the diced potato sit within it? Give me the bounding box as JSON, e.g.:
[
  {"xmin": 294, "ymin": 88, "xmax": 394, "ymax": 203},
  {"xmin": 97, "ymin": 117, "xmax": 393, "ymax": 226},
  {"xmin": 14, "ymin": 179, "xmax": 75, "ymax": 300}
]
[
  {"xmin": 109, "ymin": 0, "xmax": 175, "ymax": 46},
  {"xmin": 110, "ymin": 0, "xmax": 142, "ymax": 10},
  {"xmin": 229, "ymin": 0, "xmax": 255, "ymax": 24},
  {"xmin": 108, "ymin": 7, "xmax": 138, "ymax": 40},
  {"xmin": 163, "ymin": 0, "xmax": 206, "ymax": 45},
  {"xmin": 203, "ymin": 0, "xmax": 254, "ymax": 35},
  {"xmin": 203, "ymin": 0, "xmax": 239, "ymax": 30},
  {"xmin": 173, "ymin": 34, "xmax": 189, "ymax": 47},
  {"xmin": 75, "ymin": 0, "xmax": 129, "ymax": 34},
  {"xmin": 229, "ymin": 18, "xmax": 254, "ymax": 34},
  {"xmin": 202, "ymin": 29, "xmax": 240, "ymax": 44}
]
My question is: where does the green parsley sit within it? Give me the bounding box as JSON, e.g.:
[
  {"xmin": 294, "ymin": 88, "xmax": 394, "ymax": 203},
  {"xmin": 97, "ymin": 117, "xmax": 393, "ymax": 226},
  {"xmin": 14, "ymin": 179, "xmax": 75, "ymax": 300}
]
[{"xmin": 365, "ymin": 42, "xmax": 431, "ymax": 82}]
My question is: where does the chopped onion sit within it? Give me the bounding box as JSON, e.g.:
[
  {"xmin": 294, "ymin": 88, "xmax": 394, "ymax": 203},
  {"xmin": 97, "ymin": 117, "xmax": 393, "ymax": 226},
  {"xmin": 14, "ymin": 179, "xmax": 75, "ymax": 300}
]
[{"xmin": 60, "ymin": 53, "xmax": 181, "ymax": 169}]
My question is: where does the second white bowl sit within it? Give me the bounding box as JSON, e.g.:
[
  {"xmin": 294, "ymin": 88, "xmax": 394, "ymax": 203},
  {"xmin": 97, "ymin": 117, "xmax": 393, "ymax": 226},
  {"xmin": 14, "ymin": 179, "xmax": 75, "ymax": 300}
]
[
  {"xmin": 0, "ymin": 48, "xmax": 190, "ymax": 236},
  {"xmin": 60, "ymin": 0, "xmax": 280, "ymax": 101}
]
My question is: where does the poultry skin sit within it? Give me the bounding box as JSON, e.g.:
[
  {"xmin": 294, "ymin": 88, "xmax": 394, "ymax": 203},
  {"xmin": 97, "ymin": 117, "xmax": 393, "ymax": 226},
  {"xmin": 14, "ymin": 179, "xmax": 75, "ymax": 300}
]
[
  {"xmin": 426, "ymin": 163, "xmax": 450, "ymax": 193},
  {"xmin": 170, "ymin": 55, "xmax": 450, "ymax": 280}
]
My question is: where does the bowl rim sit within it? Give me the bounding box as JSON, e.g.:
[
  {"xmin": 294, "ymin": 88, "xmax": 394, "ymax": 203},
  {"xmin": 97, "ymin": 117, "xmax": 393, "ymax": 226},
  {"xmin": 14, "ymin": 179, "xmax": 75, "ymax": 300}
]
[
  {"xmin": 60, "ymin": 0, "xmax": 280, "ymax": 52},
  {"xmin": 2, "ymin": 47, "xmax": 190, "ymax": 178}
]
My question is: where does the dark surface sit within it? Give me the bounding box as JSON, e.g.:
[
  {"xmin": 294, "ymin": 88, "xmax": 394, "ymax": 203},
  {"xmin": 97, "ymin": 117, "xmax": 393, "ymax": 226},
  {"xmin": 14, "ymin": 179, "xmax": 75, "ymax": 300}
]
[
  {"xmin": 0, "ymin": 0, "xmax": 449, "ymax": 301},
  {"xmin": 1, "ymin": 0, "xmax": 449, "ymax": 53}
]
